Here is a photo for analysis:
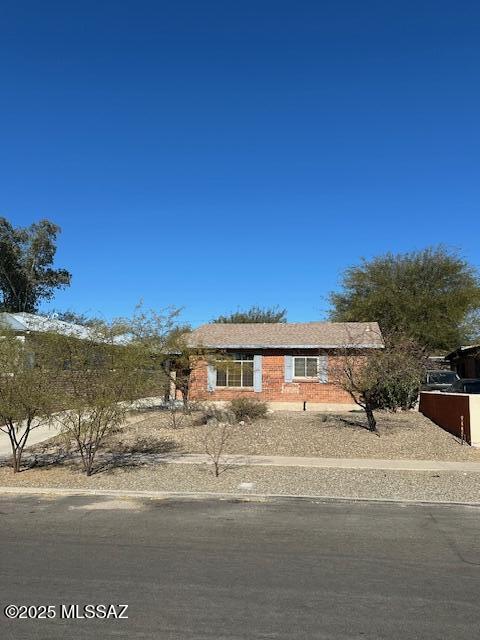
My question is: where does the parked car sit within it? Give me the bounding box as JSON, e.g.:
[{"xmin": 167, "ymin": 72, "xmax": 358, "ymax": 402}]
[
  {"xmin": 422, "ymin": 370, "xmax": 459, "ymax": 392},
  {"xmin": 443, "ymin": 378, "xmax": 480, "ymax": 394}
]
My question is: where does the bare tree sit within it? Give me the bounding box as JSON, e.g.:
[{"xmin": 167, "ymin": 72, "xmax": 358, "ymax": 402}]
[
  {"xmin": 204, "ymin": 417, "xmax": 236, "ymax": 477},
  {"xmin": 166, "ymin": 401, "xmax": 188, "ymax": 429}
]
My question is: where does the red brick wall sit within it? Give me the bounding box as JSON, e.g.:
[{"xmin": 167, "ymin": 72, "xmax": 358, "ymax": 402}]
[{"xmin": 189, "ymin": 350, "xmax": 355, "ymax": 404}]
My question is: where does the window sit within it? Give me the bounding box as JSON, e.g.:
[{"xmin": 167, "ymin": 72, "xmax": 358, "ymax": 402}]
[
  {"xmin": 465, "ymin": 381, "xmax": 480, "ymax": 394},
  {"xmin": 293, "ymin": 356, "xmax": 318, "ymax": 378},
  {"xmin": 216, "ymin": 353, "xmax": 254, "ymax": 387}
]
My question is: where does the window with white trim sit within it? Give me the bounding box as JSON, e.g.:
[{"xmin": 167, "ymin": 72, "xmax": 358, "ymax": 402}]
[
  {"xmin": 293, "ymin": 356, "xmax": 318, "ymax": 378},
  {"xmin": 216, "ymin": 353, "xmax": 254, "ymax": 387}
]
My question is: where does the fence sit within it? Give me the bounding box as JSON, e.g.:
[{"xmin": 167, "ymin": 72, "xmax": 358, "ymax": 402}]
[{"xmin": 419, "ymin": 391, "xmax": 480, "ymax": 447}]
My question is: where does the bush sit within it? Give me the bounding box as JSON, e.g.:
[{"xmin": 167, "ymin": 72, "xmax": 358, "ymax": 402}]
[
  {"xmin": 228, "ymin": 397, "xmax": 268, "ymax": 422},
  {"xmin": 366, "ymin": 339, "xmax": 425, "ymax": 412},
  {"xmin": 198, "ymin": 403, "xmax": 236, "ymax": 425},
  {"xmin": 369, "ymin": 373, "xmax": 421, "ymax": 411},
  {"xmin": 333, "ymin": 335, "xmax": 426, "ymax": 432}
]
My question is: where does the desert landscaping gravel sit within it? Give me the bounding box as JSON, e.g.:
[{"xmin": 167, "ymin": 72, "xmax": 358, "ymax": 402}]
[
  {"xmin": 2, "ymin": 408, "xmax": 479, "ymax": 504},
  {"xmin": 103, "ymin": 409, "xmax": 480, "ymax": 461},
  {"xmin": 0, "ymin": 462, "xmax": 479, "ymax": 503}
]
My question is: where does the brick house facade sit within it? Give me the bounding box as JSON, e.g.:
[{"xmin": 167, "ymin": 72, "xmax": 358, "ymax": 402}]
[{"xmin": 187, "ymin": 322, "xmax": 383, "ymax": 411}]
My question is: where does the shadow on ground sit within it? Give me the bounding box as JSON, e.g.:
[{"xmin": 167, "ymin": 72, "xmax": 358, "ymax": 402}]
[{"xmin": 0, "ymin": 436, "xmax": 179, "ymax": 475}]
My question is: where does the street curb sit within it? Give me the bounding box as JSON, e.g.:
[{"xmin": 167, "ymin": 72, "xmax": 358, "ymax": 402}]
[{"xmin": 0, "ymin": 485, "xmax": 479, "ymax": 507}]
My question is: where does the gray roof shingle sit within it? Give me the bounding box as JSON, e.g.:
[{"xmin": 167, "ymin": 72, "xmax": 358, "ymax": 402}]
[{"xmin": 188, "ymin": 322, "xmax": 383, "ymax": 349}]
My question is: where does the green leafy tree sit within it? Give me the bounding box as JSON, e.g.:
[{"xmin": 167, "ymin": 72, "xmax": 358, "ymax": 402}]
[
  {"xmin": 126, "ymin": 307, "xmax": 214, "ymax": 410},
  {"xmin": 0, "ymin": 330, "xmax": 61, "ymax": 472},
  {"xmin": 0, "ymin": 217, "xmax": 71, "ymax": 313},
  {"xmin": 52, "ymin": 326, "xmax": 151, "ymax": 476},
  {"xmin": 332, "ymin": 336, "xmax": 426, "ymax": 432},
  {"xmin": 330, "ymin": 247, "xmax": 480, "ymax": 352},
  {"xmin": 212, "ymin": 305, "xmax": 287, "ymax": 324}
]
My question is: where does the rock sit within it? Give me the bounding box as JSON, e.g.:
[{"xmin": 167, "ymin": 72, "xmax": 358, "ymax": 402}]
[{"xmin": 238, "ymin": 482, "xmax": 256, "ymax": 491}]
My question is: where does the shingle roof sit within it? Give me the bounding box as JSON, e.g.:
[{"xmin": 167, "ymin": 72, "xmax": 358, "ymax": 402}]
[{"xmin": 188, "ymin": 322, "xmax": 383, "ymax": 349}]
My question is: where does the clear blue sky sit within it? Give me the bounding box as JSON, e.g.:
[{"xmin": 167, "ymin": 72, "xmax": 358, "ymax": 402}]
[{"xmin": 1, "ymin": 1, "xmax": 479, "ymax": 326}]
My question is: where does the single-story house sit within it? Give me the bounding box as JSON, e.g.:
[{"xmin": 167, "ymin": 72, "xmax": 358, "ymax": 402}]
[
  {"xmin": 0, "ymin": 312, "xmax": 94, "ymax": 340},
  {"xmin": 0, "ymin": 312, "xmax": 130, "ymax": 371},
  {"xmin": 187, "ymin": 321, "xmax": 384, "ymax": 411},
  {"xmin": 0, "ymin": 312, "xmax": 129, "ymax": 344},
  {"xmin": 446, "ymin": 344, "xmax": 480, "ymax": 379}
]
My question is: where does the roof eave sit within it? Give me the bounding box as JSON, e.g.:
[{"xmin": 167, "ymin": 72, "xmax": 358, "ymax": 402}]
[
  {"xmin": 190, "ymin": 343, "xmax": 384, "ymax": 349},
  {"xmin": 446, "ymin": 344, "xmax": 480, "ymax": 359}
]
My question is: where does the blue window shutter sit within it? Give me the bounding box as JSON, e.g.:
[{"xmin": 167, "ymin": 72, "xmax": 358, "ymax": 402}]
[
  {"xmin": 284, "ymin": 355, "xmax": 293, "ymax": 383},
  {"xmin": 318, "ymin": 355, "xmax": 328, "ymax": 383},
  {"xmin": 253, "ymin": 355, "xmax": 262, "ymax": 392},
  {"xmin": 207, "ymin": 364, "xmax": 216, "ymax": 391}
]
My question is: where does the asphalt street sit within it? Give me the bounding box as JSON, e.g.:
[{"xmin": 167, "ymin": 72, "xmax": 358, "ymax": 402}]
[{"xmin": 0, "ymin": 494, "xmax": 479, "ymax": 639}]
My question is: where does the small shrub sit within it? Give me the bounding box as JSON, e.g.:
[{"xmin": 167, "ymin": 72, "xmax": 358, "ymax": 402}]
[
  {"xmin": 165, "ymin": 401, "xmax": 187, "ymax": 429},
  {"xmin": 197, "ymin": 403, "xmax": 236, "ymax": 425},
  {"xmin": 228, "ymin": 397, "xmax": 268, "ymax": 422},
  {"xmin": 204, "ymin": 420, "xmax": 236, "ymax": 477}
]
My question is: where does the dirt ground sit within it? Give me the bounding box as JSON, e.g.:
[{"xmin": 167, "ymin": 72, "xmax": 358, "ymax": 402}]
[
  {"xmin": 0, "ymin": 408, "xmax": 479, "ymax": 498},
  {"xmin": 81, "ymin": 408, "xmax": 480, "ymax": 462}
]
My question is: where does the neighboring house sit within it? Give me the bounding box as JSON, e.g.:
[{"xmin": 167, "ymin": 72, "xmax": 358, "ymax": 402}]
[
  {"xmin": 0, "ymin": 312, "xmax": 128, "ymax": 344},
  {"xmin": 187, "ymin": 321, "xmax": 384, "ymax": 411},
  {"xmin": 446, "ymin": 345, "xmax": 480, "ymax": 379},
  {"xmin": 0, "ymin": 312, "xmax": 99, "ymax": 368},
  {"xmin": 0, "ymin": 312, "xmax": 94, "ymax": 340},
  {"xmin": 0, "ymin": 312, "xmax": 131, "ymax": 373}
]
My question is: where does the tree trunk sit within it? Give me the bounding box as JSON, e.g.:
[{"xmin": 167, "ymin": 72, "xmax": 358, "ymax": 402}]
[
  {"xmin": 182, "ymin": 388, "xmax": 189, "ymax": 413},
  {"xmin": 365, "ymin": 404, "xmax": 377, "ymax": 432},
  {"xmin": 7, "ymin": 428, "xmax": 23, "ymax": 473},
  {"xmin": 162, "ymin": 360, "xmax": 172, "ymax": 403},
  {"xmin": 12, "ymin": 450, "xmax": 21, "ymax": 473}
]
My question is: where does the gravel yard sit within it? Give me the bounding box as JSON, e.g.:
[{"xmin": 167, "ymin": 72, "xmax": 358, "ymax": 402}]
[
  {"xmin": 98, "ymin": 408, "xmax": 480, "ymax": 461},
  {"xmin": 1, "ymin": 408, "xmax": 479, "ymax": 504},
  {"xmin": 0, "ymin": 462, "xmax": 479, "ymax": 503}
]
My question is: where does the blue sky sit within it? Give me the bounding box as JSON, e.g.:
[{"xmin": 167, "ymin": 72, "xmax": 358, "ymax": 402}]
[{"xmin": 1, "ymin": 1, "xmax": 479, "ymax": 326}]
